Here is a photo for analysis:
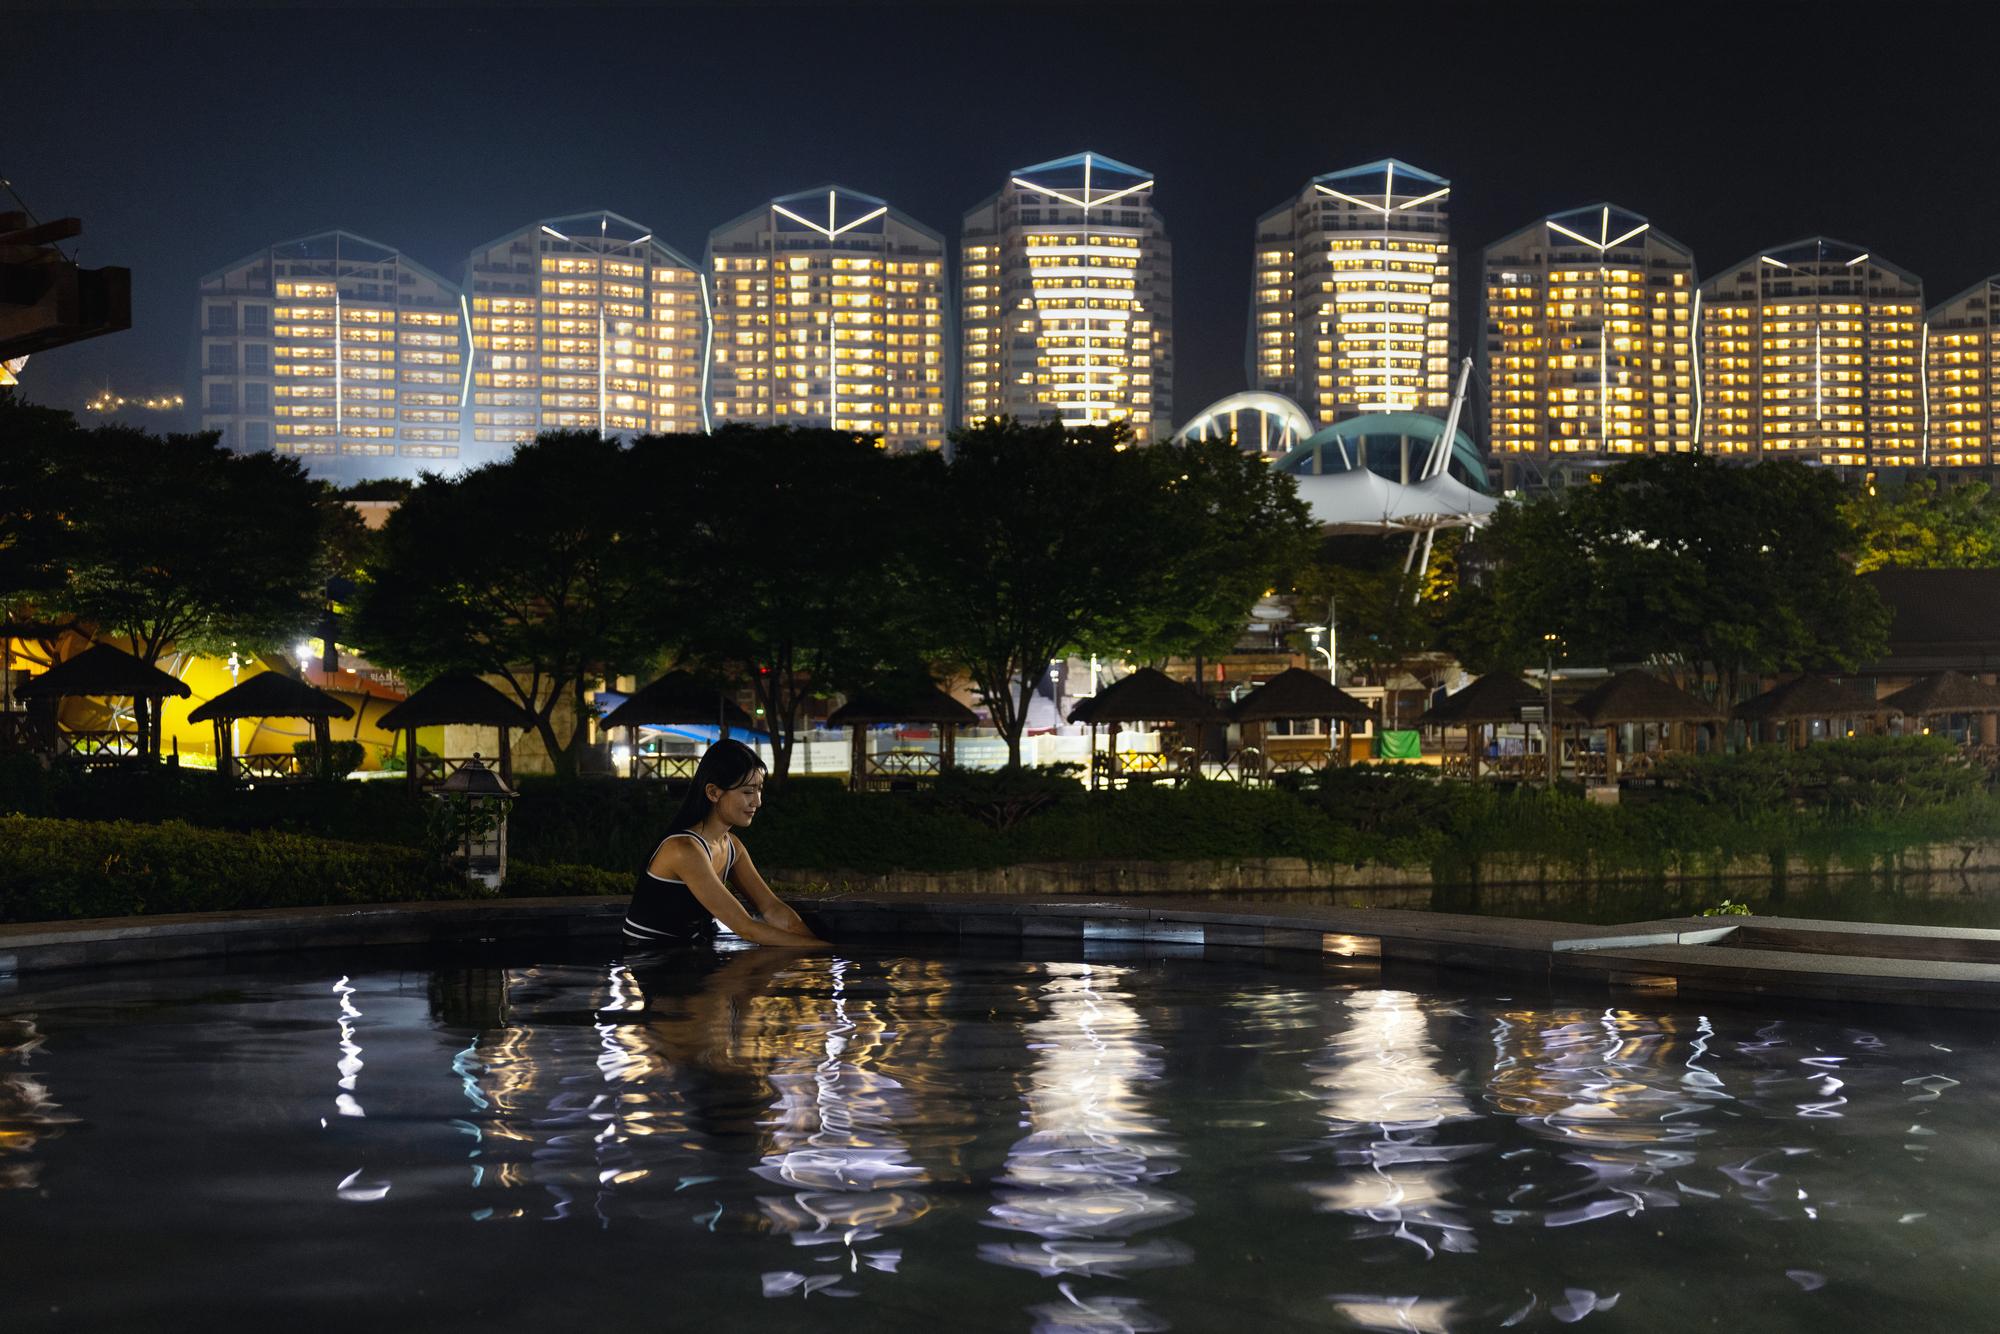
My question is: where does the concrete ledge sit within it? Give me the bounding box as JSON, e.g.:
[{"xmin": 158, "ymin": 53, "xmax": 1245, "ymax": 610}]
[{"xmin": 8, "ymin": 895, "xmax": 2000, "ymax": 1010}]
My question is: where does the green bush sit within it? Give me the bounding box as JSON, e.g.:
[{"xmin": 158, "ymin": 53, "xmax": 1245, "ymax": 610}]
[
  {"xmin": 0, "ymin": 814, "xmax": 631, "ymax": 923},
  {"xmin": 293, "ymin": 739, "xmax": 367, "ymax": 782}
]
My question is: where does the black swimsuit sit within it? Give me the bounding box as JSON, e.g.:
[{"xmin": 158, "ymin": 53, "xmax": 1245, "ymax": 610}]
[{"xmin": 624, "ymin": 830, "xmax": 736, "ymax": 943}]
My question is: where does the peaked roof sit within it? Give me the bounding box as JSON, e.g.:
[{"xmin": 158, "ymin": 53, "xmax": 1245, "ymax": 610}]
[
  {"xmin": 377, "ymin": 672, "xmax": 534, "ymax": 731},
  {"xmin": 1418, "ymin": 675, "xmax": 1582, "ymax": 726},
  {"xmin": 1313, "ymin": 158, "xmax": 1449, "ymax": 189},
  {"xmin": 1709, "ymin": 236, "xmax": 1923, "ymax": 288},
  {"xmin": 828, "ymin": 683, "xmax": 978, "ymax": 727},
  {"xmin": 599, "ymin": 671, "xmax": 754, "ymax": 730},
  {"xmin": 14, "ymin": 644, "xmax": 192, "ymax": 700},
  {"xmin": 1067, "ymin": 667, "xmax": 1218, "ymax": 725},
  {"xmin": 188, "ymin": 670, "xmax": 354, "ymax": 723},
  {"xmin": 1013, "ymin": 150, "xmax": 1152, "ymax": 181},
  {"xmin": 1879, "ymin": 670, "xmax": 2000, "ymax": 717},
  {"xmin": 1229, "ymin": 668, "xmax": 1375, "ymax": 723},
  {"xmin": 1571, "ymin": 670, "xmax": 1725, "ymax": 726},
  {"xmin": 1732, "ymin": 674, "xmax": 1885, "ymax": 723},
  {"xmin": 201, "ymin": 228, "xmax": 461, "ymax": 296}
]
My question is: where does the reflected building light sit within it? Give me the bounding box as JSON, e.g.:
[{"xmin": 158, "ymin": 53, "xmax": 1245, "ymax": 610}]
[
  {"xmin": 1487, "ymin": 1007, "xmax": 1718, "ymax": 1229},
  {"xmin": 755, "ymin": 957, "xmax": 928, "ymax": 1292},
  {"xmin": 1325, "ymin": 1294, "xmax": 1463, "ymax": 1334},
  {"xmin": 0, "ymin": 1015, "xmax": 77, "ymax": 1193},
  {"xmin": 332, "ymin": 974, "xmax": 364, "ymax": 1118},
  {"xmin": 1305, "ymin": 989, "xmax": 1480, "ymax": 1258},
  {"xmin": 980, "ymin": 961, "xmax": 1188, "ymax": 1327}
]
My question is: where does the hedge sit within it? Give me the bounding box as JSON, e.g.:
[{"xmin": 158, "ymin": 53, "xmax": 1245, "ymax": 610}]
[{"xmin": 0, "ymin": 815, "xmax": 625, "ymax": 924}]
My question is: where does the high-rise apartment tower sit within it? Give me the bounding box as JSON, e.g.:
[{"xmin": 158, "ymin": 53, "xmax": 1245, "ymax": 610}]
[
  {"xmin": 1482, "ymin": 204, "xmax": 1696, "ymax": 486},
  {"xmin": 195, "ymin": 230, "xmax": 467, "ymax": 481},
  {"xmin": 1698, "ymin": 238, "xmax": 1924, "ymax": 468},
  {"xmin": 1248, "ymin": 160, "xmax": 1454, "ymax": 426},
  {"xmin": 463, "ymin": 211, "xmax": 707, "ymax": 447},
  {"xmin": 959, "ymin": 151, "xmax": 1171, "ymax": 436},
  {"xmin": 707, "ymin": 186, "xmax": 947, "ymax": 452},
  {"xmin": 1926, "ymin": 276, "xmax": 2000, "ymax": 469}
]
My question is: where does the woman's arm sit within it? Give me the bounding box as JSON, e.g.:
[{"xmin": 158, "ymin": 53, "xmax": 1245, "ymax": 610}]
[
  {"xmin": 726, "ymin": 838, "xmax": 820, "ymax": 940},
  {"xmin": 654, "ymin": 838, "xmax": 821, "ymax": 947}
]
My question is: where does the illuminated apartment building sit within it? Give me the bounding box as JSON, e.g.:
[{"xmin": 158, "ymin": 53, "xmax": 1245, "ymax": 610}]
[
  {"xmin": 1482, "ymin": 204, "xmax": 1696, "ymax": 485},
  {"xmin": 195, "ymin": 230, "xmax": 467, "ymax": 481},
  {"xmin": 959, "ymin": 151, "xmax": 1171, "ymax": 436},
  {"xmin": 464, "ymin": 211, "xmax": 707, "ymax": 447},
  {"xmin": 707, "ymin": 186, "xmax": 947, "ymax": 452},
  {"xmin": 1926, "ymin": 277, "xmax": 2000, "ymax": 468},
  {"xmin": 1248, "ymin": 160, "xmax": 1453, "ymax": 426},
  {"xmin": 1698, "ymin": 238, "xmax": 1925, "ymax": 468}
]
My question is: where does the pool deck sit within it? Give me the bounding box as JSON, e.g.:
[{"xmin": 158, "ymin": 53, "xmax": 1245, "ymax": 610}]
[{"xmin": 4, "ymin": 894, "xmax": 2000, "ymax": 1008}]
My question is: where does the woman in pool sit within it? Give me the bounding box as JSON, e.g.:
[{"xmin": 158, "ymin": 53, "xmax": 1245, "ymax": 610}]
[{"xmin": 623, "ymin": 739, "xmax": 824, "ymax": 947}]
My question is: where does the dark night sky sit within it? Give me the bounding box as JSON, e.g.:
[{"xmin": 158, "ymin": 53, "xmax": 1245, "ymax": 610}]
[{"xmin": 10, "ymin": 1, "xmax": 2000, "ymax": 425}]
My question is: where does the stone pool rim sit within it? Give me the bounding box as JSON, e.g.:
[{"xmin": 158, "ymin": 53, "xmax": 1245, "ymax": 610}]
[{"xmin": 6, "ymin": 894, "xmax": 2000, "ymax": 1009}]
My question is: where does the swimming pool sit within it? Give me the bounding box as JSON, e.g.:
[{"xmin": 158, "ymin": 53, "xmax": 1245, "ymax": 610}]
[{"xmin": 3, "ymin": 939, "xmax": 1992, "ymax": 1331}]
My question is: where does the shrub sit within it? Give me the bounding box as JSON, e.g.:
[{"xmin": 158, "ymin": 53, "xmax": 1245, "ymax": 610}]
[{"xmin": 293, "ymin": 739, "xmax": 367, "ymax": 782}]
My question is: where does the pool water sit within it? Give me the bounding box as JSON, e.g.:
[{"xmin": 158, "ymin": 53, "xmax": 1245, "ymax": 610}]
[{"xmin": 3, "ymin": 939, "xmax": 1996, "ymax": 1332}]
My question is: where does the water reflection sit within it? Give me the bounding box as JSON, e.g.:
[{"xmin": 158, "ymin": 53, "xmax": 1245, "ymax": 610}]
[
  {"xmin": 0, "ymin": 1014, "xmax": 74, "ymax": 1191},
  {"xmin": 753, "ymin": 955, "xmax": 929, "ymax": 1298},
  {"xmin": 983, "ymin": 962, "xmax": 1189, "ymax": 1330},
  {"xmin": 1303, "ymin": 989, "xmax": 1481, "ymax": 1258},
  {"xmin": 1486, "ymin": 1008, "xmax": 1714, "ymax": 1229}
]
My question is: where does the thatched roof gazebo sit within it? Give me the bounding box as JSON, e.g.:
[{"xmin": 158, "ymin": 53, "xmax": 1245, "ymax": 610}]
[
  {"xmin": 1733, "ymin": 674, "xmax": 1887, "ymax": 748},
  {"xmin": 1417, "ymin": 674, "xmax": 1582, "ymax": 781},
  {"xmin": 377, "ymin": 671, "xmax": 535, "ymax": 789},
  {"xmin": 1068, "ymin": 667, "xmax": 1219, "ymax": 788},
  {"xmin": 189, "ymin": 671, "xmax": 354, "ymax": 783},
  {"xmin": 1228, "ymin": 668, "xmax": 1374, "ymax": 777},
  {"xmin": 600, "ymin": 671, "xmax": 754, "ymax": 779},
  {"xmin": 1571, "ymin": 669, "xmax": 1725, "ymax": 783},
  {"xmin": 1880, "ymin": 670, "xmax": 2000, "ymax": 724},
  {"xmin": 829, "ymin": 683, "xmax": 978, "ymax": 790},
  {"xmin": 14, "ymin": 644, "xmax": 192, "ymax": 760}
]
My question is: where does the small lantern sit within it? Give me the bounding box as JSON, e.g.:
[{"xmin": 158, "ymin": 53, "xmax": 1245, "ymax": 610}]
[{"xmin": 433, "ymin": 753, "xmax": 516, "ymax": 891}]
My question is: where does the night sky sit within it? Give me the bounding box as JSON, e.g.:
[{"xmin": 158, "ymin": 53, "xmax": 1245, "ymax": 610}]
[{"xmin": 10, "ymin": 1, "xmax": 2000, "ymax": 426}]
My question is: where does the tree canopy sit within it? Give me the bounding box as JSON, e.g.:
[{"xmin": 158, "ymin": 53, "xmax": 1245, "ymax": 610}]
[
  {"xmin": 348, "ymin": 432, "xmax": 665, "ymax": 778},
  {"xmin": 1843, "ymin": 476, "xmax": 2000, "ymax": 572},
  {"xmin": 1443, "ymin": 455, "xmax": 1889, "ymax": 697}
]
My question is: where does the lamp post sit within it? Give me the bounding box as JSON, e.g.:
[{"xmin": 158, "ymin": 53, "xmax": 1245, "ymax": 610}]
[
  {"xmin": 432, "ymin": 754, "xmax": 516, "ymax": 892},
  {"xmin": 1542, "ymin": 633, "xmax": 1560, "ymax": 790}
]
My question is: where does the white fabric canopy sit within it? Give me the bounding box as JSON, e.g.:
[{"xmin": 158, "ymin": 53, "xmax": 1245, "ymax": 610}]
[{"xmin": 1293, "ymin": 468, "xmax": 1499, "ymax": 533}]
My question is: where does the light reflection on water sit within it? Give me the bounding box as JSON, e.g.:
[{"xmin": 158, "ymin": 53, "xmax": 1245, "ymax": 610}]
[
  {"xmin": 982, "ymin": 962, "xmax": 1188, "ymax": 1332},
  {"xmin": 0, "ymin": 946, "xmax": 1995, "ymax": 1331}
]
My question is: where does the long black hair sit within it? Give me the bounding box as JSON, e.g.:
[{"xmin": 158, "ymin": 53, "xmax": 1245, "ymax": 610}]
[{"xmin": 667, "ymin": 739, "xmax": 766, "ymax": 832}]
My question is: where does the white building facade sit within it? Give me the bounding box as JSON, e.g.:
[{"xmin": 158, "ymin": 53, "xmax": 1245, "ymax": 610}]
[
  {"xmin": 707, "ymin": 186, "xmax": 947, "ymax": 452},
  {"xmin": 959, "ymin": 151, "xmax": 1171, "ymax": 437}
]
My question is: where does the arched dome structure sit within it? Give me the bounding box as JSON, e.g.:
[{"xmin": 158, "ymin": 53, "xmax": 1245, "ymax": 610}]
[{"xmin": 1173, "ymin": 391, "xmax": 1316, "ymax": 458}]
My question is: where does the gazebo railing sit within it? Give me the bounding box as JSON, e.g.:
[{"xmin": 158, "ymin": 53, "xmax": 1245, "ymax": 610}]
[
  {"xmin": 632, "ymin": 752, "xmax": 700, "ymax": 781},
  {"xmin": 60, "ymin": 729, "xmax": 144, "ymax": 761},
  {"xmin": 1440, "ymin": 753, "xmax": 1475, "ymax": 780},
  {"xmin": 852, "ymin": 750, "xmax": 944, "ymax": 791},
  {"xmin": 234, "ymin": 753, "xmax": 305, "ymax": 783},
  {"xmin": 0, "ymin": 711, "xmax": 31, "ymax": 751},
  {"xmin": 413, "ymin": 755, "xmax": 507, "ymax": 787}
]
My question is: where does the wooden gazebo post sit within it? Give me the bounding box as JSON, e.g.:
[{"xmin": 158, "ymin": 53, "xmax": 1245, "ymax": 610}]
[{"xmin": 404, "ymin": 726, "xmax": 421, "ymax": 793}]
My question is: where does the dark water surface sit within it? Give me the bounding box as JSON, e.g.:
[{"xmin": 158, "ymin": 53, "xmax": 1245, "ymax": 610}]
[{"xmin": 3, "ymin": 939, "xmax": 1996, "ymax": 1332}]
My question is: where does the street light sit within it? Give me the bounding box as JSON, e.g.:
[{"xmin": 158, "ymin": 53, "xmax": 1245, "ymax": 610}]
[
  {"xmin": 1302, "ymin": 624, "xmax": 1335, "ymax": 686},
  {"xmin": 1542, "ymin": 633, "xmax": 1561, "ymax": 790}
]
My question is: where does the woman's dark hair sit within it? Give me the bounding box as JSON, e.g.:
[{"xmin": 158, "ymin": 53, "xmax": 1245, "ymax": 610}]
[{"xmin": 668, "ymin": 739, "xmax": 766, "ymax": 831}]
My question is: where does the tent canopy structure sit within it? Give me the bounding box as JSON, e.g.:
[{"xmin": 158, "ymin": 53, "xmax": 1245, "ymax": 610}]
[
  {"xmin": 1418, "ymin": 674, "xmax": 1582, "ymax": 727},
  {"xmin": 1571, "ymin": 670, "xmax": 1725, "ymax": 727},
  {"xmin": 599, "ymin": 671, "xmax": 754, "ymax": 732},
  {"xmin": 14, "ymin": 644, "xmax": 191, "ymax": 700},
  {"xmin": 1068, "ymin": 667, "xmax": 1218, "ymax": 726},
  {"xmin": 828, "ymin": 684, "xmax": 977, "ymax": 728},
  {"xmin": 188, "ymin": 671, "xmax": 353, "ymax": 723},
  {"xmin": 1732, "ymin": 674, "xmax": 1884, "ymax": 723},
  {"xmin": 1879, "ymin": 670, "xmax": 2000, "ymax": 718},
  {"xmin": 1228, "ymin": 668, "xmax": 1374, "ymax": 724},
  {"xmin": 1282, "ymin": 465, "xmax": 1499, "ymax": 534}
]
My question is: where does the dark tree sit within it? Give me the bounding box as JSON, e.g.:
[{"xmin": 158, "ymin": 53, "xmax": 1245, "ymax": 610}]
[
  {"xmin": 349, "ymin": 432, "xmax": 663, "ymax": 778},
  {"xmin": 651, "ymin": 426, "xmax": 921, "ymax": 781}
]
